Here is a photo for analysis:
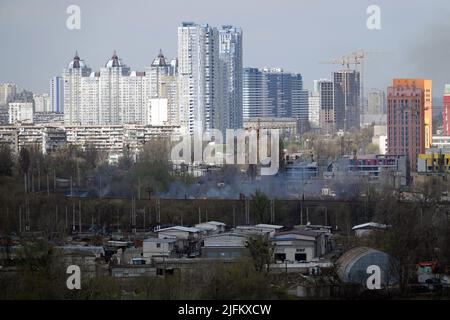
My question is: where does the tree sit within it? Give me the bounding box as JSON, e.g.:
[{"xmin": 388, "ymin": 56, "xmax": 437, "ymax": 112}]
[
  {"xmin": 19, "ymin": 147, "xmax": 30, "ymax": 175},
  {"xmin": 251, "ymin": 190, "xmax": 270, "ymax": 224},
  {"xmin": 245, "ymin": 234, "xmax": 274, "ymax": 274},
  {"xmin": 0, "ymin": 144, "xmax": 14, "ymax": 176},
  {"xmin": 368, "ymin": 192, "xmax": 443, "ymax": 296},
  {"xmin": 365, "ymin": 143, "xmax": 380, "ymax": 154}
]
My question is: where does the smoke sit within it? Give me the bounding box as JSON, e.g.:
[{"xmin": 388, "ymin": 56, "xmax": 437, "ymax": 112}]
[
  {"xmin": 155, "ymin": 167, "xmax": 366, "ymax": 200},
  {"xmin": 408, "ymin": 15, "xmax": 450, "ymax": 103}
]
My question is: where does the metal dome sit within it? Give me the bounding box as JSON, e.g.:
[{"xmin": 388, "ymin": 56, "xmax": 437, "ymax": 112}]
[
  {"xmin": 105, "ymin": 50, "xmax": 122, "ymax": 68},
  {"xmin": 151, "ymin": 49, "xmax": 168, "ymax": 67},
  {"xmin": 68, "ymin": 51, "xmax": 87, "ymax": 69}
]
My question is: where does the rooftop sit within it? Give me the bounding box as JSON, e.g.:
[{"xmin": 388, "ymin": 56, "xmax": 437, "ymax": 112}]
[
  {"xmin": 144, "ymin": 237, "xmax": 176, "ymax": 243},
  {"xmin": 156, "ymin": 226, "xmax": 201, "ymax": 233},
  {"xmin": 352, "ymin": 222, "xmax": 388, "ymax": 230}
]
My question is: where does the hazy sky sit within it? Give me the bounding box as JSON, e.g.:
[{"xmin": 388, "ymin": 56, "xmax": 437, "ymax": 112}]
[{"xmin": 1, "ymin": 0, "xmax": 450, "ymax": 99}]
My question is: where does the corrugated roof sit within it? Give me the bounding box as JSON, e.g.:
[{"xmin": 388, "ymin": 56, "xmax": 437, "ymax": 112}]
[
  {"xmin": 156, "ymin": 226, "xmax": 201, "ymax": 233},
  {"xmin": 336, "ymin": 247, "xmax": 380, "ymax": 282},
  {"xmin": 144, "ymin": 237, "xmax": 176, "ymax": 243},
  {"xmin": 352, "ymin": 222, "xmax": 388, "ymax": 230},
  {"xmin": 254, "ymin": 224, "xmax": 284, "ymax": 229}
]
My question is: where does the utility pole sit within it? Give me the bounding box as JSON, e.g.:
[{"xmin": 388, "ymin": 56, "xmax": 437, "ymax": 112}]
[
  {"xmin": 233, "ymin": 206, "xmax": 236, "ymax": 228},
  {"xmin": 78, "ymin": 201, "xmax": 81, "ymax": 233},
  {"xmin": 18, "ymin": 206, "xmax": 22, "ymax": 233},
  {"xmin": 138, "ymin": 178, "xmax": 141, "ymax": 200},
  {"xmin": 99, "ymin": 176, "xmax": 102, "ymax": 198},
  {"xmin": 143, "ymin": 207, "xmax": 146, "ymax": 229},
  {"xmin": 72, "ymin": 203, "xmax": 75, "ymax": 232},
  {"xmin": 38, "ymin": 167, "xmax": 41, "ymax": 192}
]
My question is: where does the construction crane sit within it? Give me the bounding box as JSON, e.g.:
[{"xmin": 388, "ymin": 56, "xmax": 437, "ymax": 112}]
[{"xmin": 320, "ymin": 50, "xmax": 390, "ymax": 131}]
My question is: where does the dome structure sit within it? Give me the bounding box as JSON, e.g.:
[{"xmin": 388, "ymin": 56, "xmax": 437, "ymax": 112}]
[
  {"xmin": 336, "ymin": 246, "xmax": 398, "ymax": 287},
  {"xmin": 105, "ymin": 50, "xmax": 123, "ymax": 68},
  {"xmin": 68, "ymin": 51, "xmax": 87, "ymax": 69},
  {"xmin": 151, "ymin": 49, "xmax": 168, "ymax": 67}
]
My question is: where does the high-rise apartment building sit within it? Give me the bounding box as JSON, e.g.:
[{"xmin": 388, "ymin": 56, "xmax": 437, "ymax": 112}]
[
  {"xmin": 178, "ymin": 22, "xmax": 220, "ymax": 134},
  {"xmin": 367, "ymin": 90, "xmax": 386, "ymax": 114},
  {"xmin": 387, "ymin": 81, "xmax": 425, "ymax": 171},
  {"xmin": 33, "ymin": 93, "xmax": 51, "ymax": 112},
  {"xmin": 80, "ymin": 72, "xmax": 100, "ymax": 125},
  {"xmin": 50, "ymin": 76, "xmax": 64, "ymax": 113},
  {"xmin": 243, "ymin": 67, "xmax": 307, "ymax": 129},
  {"xmin": 243, "ymin": 68, "xmax": 266, "ymax": 119},
  {"xmin": 333, "ymin": 70, "xmax": 361, "ymax": 131},
  {"xmin": 0, "ymin": 83, "xmax": 17, "ymax": 106},
  {"xmin": 63, "ymin": 52, "xmax": 92, "ymax": 125},
  {"xmin": 443, "ymin": 84, "xmax": 450, "ymax": 136},
  {"xmin": 392, "ymin": 79, "xmax": 432, "ymax": 149},
  {"xmin": 218, "ymin": 25, "xmax": 243, "ymax": 131},
  {"xmin": 145, "ymin": 51, "xmax": 178, "ymax": 126},
  {"xmin": 308, "ymin": 91, "xmax": 320, "ymax": 129},
  {"xmin": 99, "ymin": 52, "xmax": 131, "ymax": 125},
  {"xmin": 318, "ymin": 79, "xmax": 335, "ymax": 134},
  {"xmin": 63, "ymin": 51, "xmax": 148, "ymax": 126},
  {"xmin": 290, "ymin": 74, "xmax": 309, "ymax": 132}
]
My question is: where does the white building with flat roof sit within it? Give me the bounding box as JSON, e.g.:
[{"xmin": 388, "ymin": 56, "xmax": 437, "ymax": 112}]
[
  {"xmin": 9, "ymin": 102, "xmax": 33, "ymax": 124},
  {"xmin": 33, "ymin": 93, "xmax": 51, "ymax": 113}
]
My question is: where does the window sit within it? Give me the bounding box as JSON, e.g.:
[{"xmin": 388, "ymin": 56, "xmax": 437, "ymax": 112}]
[
  {"xmin": 295, "ymin": 253, "xmax": 307, "ymax": 262},
  {"xmin": 275, "ymin": 253, "xmax": 286, "ymax": 262},
  {"xmin": 156, "ymin": 243, "xmax": 161, "ymax": 248}
]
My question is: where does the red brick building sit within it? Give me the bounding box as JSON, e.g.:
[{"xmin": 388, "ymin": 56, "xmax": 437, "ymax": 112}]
[
  {"xmin": 443, "ymin": 85, "xmax": 450, "ymax": 136},
  {"xmin": 387, "ymin": 84, "xmax": 425, "ymax": 171}
]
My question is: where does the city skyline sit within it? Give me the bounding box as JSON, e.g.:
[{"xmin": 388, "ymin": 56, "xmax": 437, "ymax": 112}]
[{"xmin": 1, "ymin": 0, "xmax": 450, "ymax": 98}]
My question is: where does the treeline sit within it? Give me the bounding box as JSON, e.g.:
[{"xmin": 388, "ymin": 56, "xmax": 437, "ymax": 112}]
[{"xmin": 0, "ymin": 237, "xmax": 286, "ymax": 300}]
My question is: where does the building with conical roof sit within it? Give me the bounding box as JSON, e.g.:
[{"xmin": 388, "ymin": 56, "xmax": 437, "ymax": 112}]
[
  {"xmin": 145, "ymin": 50, "xmax": 178, "ymax": 126},
  {"xmin": 63, "ymin": 51, "xmax": 91, "ymax": 125}
]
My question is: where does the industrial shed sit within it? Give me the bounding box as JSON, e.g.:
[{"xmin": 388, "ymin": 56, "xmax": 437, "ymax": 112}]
[{"xmin": 336, "ymin": 247, "xmax": 397, "ymax": 287}]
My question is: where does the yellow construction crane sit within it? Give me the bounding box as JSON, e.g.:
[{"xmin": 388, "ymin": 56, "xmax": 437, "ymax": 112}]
[{"xmin": 319, "ymin": 50, "xmax": 390, "ymax": 130}]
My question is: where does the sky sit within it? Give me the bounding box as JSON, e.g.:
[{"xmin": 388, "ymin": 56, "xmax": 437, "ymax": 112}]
[{"xmin": 1, "ymin": 0, "xmax": 450, "ymax": 100}]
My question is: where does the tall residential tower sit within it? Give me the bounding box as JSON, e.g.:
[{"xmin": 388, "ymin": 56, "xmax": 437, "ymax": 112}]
[
  {"xmin": 178, "ymin": 22, "xmax": 221, "ymax": 134},
  {"xmin": 218, "ymin": 25, "xmax": 243, "ymax": 131}
]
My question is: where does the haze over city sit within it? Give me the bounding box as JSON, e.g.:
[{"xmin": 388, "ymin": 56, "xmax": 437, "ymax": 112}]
[
  {"xmin": 2, "ymin": 0, "xmax": 450, "ymax": 305},
  {"xmin": 1, "ymin": 0, "xmax": 450, "ymax": 97}
]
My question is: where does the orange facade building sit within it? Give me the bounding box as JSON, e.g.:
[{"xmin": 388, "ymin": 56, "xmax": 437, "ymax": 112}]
[{"xmin": 392, "ymin": 79, "xmax": 432, "ymax": 149}]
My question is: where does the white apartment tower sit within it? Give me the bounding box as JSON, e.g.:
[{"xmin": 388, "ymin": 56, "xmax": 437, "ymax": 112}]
[
  {"xmin": 0, "ymin": 83, "xmax": 17, "ymax": 106},
  {"xmin": 145, "ymin": 50, "xmax": 178, "ymax": 125},
  {"xmin": 9, "ymin": 102, "xmax": 33, "ymax": 124},
  {"xmin": 80, "ymin": 72, "xmax": 100, "ymax": 125},
  {"xmin": 63, "ymin": 51, "xmax": 148, "ymax": 126},
  {"xmin": 63, "ymin": 52, "xmax": 91, "ymax": 125},
  {"xmin": 99, "ymin": 51, "xmax": 131, "ymax": 125},
  {"xmin": 33, "ymin": 93, "xmax": 51, "ymax": 112},
  {"xmin": 178, "ymin": 22, "xmax": 220, "ymax": 134}
]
